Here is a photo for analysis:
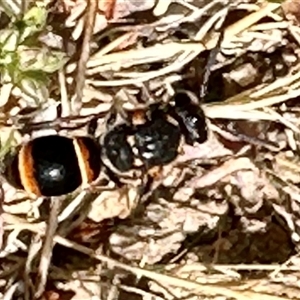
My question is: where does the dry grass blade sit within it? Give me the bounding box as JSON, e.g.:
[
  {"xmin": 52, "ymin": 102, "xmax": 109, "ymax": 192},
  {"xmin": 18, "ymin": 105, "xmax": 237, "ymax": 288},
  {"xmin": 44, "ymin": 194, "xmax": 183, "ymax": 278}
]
[
  {"xmin": 35, "ymin": 198, "xmax": 62, "ymax": 298},
  {"xmin": 72, "ymin": 0, "xmax": 97, "ymax": 114}
]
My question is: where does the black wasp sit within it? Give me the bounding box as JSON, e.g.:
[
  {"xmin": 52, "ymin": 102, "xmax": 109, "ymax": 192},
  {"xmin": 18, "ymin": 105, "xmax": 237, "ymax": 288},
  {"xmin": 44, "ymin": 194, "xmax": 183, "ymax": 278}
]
[{"xmin": 1, "ymin": 90, "xmax": 208, "ymax": 197}]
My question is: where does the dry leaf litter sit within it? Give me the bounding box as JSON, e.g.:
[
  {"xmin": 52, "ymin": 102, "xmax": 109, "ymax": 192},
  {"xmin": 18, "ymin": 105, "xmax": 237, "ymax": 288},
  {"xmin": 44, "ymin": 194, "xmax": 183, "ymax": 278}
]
[{"xmin": 1, "ymin": 0, "xmax": 300, "ymax": 299}]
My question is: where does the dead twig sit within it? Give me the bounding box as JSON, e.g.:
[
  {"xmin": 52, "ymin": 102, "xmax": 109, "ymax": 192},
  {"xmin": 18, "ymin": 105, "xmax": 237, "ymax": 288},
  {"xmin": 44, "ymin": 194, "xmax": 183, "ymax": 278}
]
[{"xmin": 72, "ymin": 0, "xmax": 97, "ymax": 115}]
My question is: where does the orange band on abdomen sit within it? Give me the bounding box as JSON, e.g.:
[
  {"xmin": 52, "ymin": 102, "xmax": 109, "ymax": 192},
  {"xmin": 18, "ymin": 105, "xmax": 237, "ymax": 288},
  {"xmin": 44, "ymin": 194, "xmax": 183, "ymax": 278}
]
[
  {"xmin": 73, "ymin": 138, "xmax": 94, "ymax": 185},
  {"xmin": 18, "ymin": 143, "xmax": 41, "ymax": 196}
]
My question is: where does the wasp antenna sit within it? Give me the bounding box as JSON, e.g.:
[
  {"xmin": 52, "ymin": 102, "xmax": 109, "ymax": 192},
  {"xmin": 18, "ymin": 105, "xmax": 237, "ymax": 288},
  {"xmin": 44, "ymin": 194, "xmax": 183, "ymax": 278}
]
[
  {"xmin": 200, "ymin": 30, "xmax": 224, "ymax": 100},
  {"xmin": 56, "ymin": 103, "xmax": 62, "ymax": 119},
  {"xmin": 88, "ymin": 117, "xmax": 98, "ymax": 136}
]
